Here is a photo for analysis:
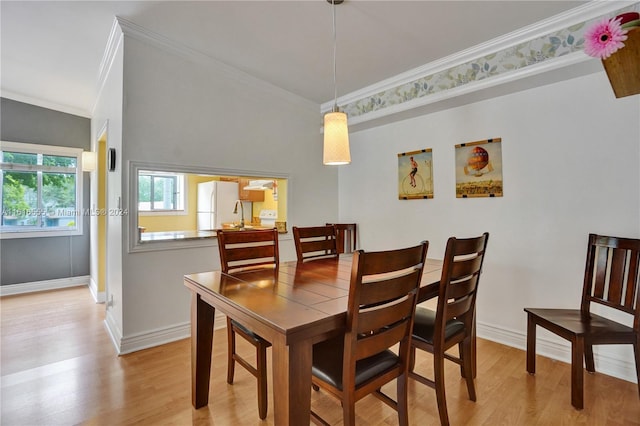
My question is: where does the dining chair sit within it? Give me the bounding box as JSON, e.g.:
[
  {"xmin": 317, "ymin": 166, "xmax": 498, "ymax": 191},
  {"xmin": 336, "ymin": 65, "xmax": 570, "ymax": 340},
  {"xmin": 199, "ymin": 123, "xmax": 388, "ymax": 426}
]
[
  {"xmin": 310, "ymin": 241, "xmax": 429, "ymax": 426},
  {"xmin": 326, "ymin": 223, "xmax": 357, "ymax": 254},
  {"xmin": 409, "ymin": 232, "xmax": 489, "ymax": 426},
  {"xmin": 216, "ymin": 228, "xmax": 279, "ymax": 420},
  {"xmin": 292, "ymin": 224, "xmax": 339, "ymax": 262},
  {"xmin": 524, "ymin": 233, "xmax": 640, "ymax": 409}
]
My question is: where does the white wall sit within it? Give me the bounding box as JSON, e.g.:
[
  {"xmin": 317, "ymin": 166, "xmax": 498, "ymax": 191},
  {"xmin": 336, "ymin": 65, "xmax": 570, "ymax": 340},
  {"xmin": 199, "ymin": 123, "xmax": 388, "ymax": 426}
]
[
  {"xmin": 91, "ymin": 30, "xmax": 125, "ymax": 347},
  {"xmin": 113, "ymin": 35, "xmax": 339, "ymax": 351},
  {"xmin": 339, "ymin": 71, "xmax": 640, "ymax": 382}
]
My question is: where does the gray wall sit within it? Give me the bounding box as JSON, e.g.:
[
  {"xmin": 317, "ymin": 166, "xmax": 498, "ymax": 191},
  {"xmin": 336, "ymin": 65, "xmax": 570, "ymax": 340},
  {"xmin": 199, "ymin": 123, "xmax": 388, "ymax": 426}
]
[{"xmin": 1, "ymin": 98, "xmax": 91, "ymax": 285}]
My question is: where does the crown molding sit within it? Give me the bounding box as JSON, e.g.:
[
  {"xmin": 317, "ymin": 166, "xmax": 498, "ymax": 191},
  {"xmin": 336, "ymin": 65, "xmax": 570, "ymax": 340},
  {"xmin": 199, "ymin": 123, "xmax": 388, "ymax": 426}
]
[
  {"xmin": 93, "ymin": 17, "xmax": 124, "ymax": 117},
  {"xmin": 348, "ymin": 52, "xmax": 592, "ymax": 127},
  {"xmin": 0, "ymin": 90, "xmax": 92, "ymax": 118},
  {"xmin": 321, "ymin": 1, "xmax": 639, "ymax": 126},
  {"xmin": 114, "ymin": 16, "xmax": 318, "ymax": 114}
]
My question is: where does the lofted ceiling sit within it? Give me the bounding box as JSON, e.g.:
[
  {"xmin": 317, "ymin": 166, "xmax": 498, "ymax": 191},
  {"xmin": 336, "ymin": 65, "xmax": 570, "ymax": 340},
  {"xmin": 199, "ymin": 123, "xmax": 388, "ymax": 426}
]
[{"xmin": 1, "ymin": 1, "xmax": 592, "ymax": 117}]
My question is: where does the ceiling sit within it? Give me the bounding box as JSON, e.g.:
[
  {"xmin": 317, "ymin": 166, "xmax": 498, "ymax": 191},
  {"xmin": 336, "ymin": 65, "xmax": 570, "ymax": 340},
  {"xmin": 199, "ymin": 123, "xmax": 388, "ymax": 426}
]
[{"xmin": 1, "ymin": 1, "xmax": 590, "ymax": 117}]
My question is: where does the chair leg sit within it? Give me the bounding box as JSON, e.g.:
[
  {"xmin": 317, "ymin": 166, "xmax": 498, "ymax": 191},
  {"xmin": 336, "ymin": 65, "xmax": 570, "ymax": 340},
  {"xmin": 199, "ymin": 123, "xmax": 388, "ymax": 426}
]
[
  {"xmin": 570, "ymin": 336, "xmax": 584, "ymax": 410},
  {"xmin": 526, "ymin": 316, "xmax": 536, "ymax": 375},
  {"xmin": 633, "ymin": 336, "xmax": 640, "ymax": 399},
  {"xmin": 342, "ymin": 393, "xmax": 356, "ymax": 426},
  {"xmin": 461, "ymin": 337, "xmax": 476, "ymax": 401},
  {"xmin": 397, "ymin": 373, "xmax": 409, "ymax": 426},
  {"xmin": 409, "ymin": 345, "xmax": 416, "ymax": 372},
  {"xmin": 584, "ymin": 338, "xmax": 596, "ymax": 373},
  {"xmin": 256, "ymin": 342, "xmax": 268, "ymax": 420},
  {"xmin": 458, "ymin": 342, "xmax": 465, "ymax": 378},
  {"xmin": 226, "ymin": 317, "xmax": 235, "ymax": 384},
  {"xmin": 433, "ymin": 352, "xmax": 450, "ymax": 426},
  {"xmin": 471, "ymin": 315, "xmax": 477, "ymax": 379}
]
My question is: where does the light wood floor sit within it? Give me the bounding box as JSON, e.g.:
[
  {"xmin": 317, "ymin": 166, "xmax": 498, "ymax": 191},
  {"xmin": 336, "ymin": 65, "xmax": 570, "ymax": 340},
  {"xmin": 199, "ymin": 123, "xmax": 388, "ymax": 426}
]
[{"xmin": 1, "ymin": 287, "xmax": 639, "ymax": 425}]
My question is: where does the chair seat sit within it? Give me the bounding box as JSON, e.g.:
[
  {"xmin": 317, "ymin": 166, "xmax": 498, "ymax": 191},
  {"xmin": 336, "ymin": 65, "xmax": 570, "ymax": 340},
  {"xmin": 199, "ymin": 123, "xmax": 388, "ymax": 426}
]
[
  {"xmin": 312, "ymin": 336, "xmax": 400, "ymax": 390},
  {"xmin": 231, "ymin": 319, "xmax": 270, "ymax": 345},
  {"xmin": 412, "ymin": 307, "xmax": 465, "ymax": 345},
  {"xmin": 525, "ymin": 308, "xmax": 635, "ymax": 336}
]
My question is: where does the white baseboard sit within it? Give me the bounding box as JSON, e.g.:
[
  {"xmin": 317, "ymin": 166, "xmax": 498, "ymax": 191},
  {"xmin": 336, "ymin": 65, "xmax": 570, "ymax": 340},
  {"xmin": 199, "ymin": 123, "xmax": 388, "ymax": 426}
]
[
  {"xmin": 104, "ymin": 310, "xmax": 124, "ymax": 355},
  {"xmin": 477, "ymin": 321, "xmax": 638, "ymax": 384},
  {"xmin": 118, "ymin": 312, "xmax": 224, "ymax": 354},
  {"xmin": 0, "ymin": 275, "xmax": 89, "ymax": 296},
  {"xmin": 88, "ymin": 277, "xmax": 106, "ymax": 303},
  {"xmin": 118, "ymin": 322, "xmax": 191, "ymax": 355},
  {"xmin": 104, "ymin": 302, "xmax": 227, "ymax": 355},
  {"xmin": 104, "ymin": 312, "xmax": 636, "ymax": 385}
]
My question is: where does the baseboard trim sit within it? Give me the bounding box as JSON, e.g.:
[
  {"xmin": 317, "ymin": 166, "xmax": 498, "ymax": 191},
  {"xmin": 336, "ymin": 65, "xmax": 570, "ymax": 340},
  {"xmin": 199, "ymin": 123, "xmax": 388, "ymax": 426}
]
[
  {"xmin": 88, "ymin": 277, "xmax": 106, "ymax": 303},
  {"xmin": 104, "ymin": 310, "xmax": 124, "ymax": 355},
  {"xmin": 101, "ymin": 310, "xmax": 636, "ymax": 384},
  {"xmin": 0, "ymin": 275, "xmax": 89, "ymax": 297},
  {"xmin": 119, "ymin": 322, "xmax": 191, "ymax": 355},
  {"xmin": 477, "ymin": 321, "xmax": 638, "ymax": 384}
]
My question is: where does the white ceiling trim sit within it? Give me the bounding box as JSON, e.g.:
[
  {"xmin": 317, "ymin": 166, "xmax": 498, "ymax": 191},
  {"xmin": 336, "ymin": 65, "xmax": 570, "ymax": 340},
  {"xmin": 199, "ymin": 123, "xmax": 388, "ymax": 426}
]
[
  {"xmin": 322, "ymin": 1, "xmax": 638, "ymax": 126},
  {"xmin": 93, "ymin": 18, "xmax": 124, "ymax": 117},
  {"xmin": 347, "ymin": 51, "xmax": 591, "ymax": 128},
  {"xmin": 1, "ymin": 89, "xmax": 92, "ymax": 118}
]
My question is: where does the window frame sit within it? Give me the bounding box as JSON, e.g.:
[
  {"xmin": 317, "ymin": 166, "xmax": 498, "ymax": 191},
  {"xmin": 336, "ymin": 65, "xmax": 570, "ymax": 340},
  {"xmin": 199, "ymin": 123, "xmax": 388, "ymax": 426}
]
[
  {"xmin": 129, "ymin": 161, "xmax": 290, "ymax": 253},
  {"xmin": 0, "ymin": 141, "xmax": 84, "ymax": 239},
  {"xmin": 138, "ymin": 170, "xmax": 187, "ymax": 216}
]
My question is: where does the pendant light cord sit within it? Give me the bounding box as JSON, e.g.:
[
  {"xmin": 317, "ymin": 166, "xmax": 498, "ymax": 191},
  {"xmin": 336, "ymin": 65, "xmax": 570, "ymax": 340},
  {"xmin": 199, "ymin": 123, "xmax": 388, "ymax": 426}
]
[{"xmin": 331, "ymin": 0, "xmax": 338, "ymax": 111}]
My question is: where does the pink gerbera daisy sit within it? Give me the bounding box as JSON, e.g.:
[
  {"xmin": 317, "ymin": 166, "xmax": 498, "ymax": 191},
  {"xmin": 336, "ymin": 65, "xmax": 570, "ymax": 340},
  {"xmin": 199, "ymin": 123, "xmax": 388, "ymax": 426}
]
[{"xmin": 584, "ymin": 17, "xmax": 628, "ymax": 59}]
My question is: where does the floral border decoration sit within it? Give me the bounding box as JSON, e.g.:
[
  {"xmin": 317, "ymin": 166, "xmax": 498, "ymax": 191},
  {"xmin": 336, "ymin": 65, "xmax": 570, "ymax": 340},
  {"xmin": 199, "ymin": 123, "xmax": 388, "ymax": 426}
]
[{"xmin": 342, "ymin": 4, "xmax": 640, "ymax": 120}]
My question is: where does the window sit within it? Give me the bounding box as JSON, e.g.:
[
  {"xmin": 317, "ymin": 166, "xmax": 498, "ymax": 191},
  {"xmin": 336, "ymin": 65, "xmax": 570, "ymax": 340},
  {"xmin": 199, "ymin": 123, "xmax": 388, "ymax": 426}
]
[
  {"xmin": 1, "ymin": 141, "xmax": 83, "ymax": 238},
  {"xmin": 138, "ymin": 171, "xmax": 185, "ymax": 213}
]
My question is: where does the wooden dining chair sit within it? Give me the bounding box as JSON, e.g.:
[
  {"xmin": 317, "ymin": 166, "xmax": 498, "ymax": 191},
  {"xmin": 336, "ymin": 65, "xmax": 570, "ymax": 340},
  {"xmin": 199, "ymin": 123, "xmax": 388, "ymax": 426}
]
[
  {"xmin": 310, "ymin": 241, "xmax": 429, "ymax": 426},
  {"xmin": 326, "ymin": 223, "xmax": 357, "ymax": 254},
  {"xmin": 216, "ymin": 228, "xmax": 279, "ymax": 420},
  {"xmin": 524, "ymin": 233, "xmax": 640, "ymax": 409},
  {"xmin": 409, "ymin": 232, "xmax": 489, "ymax": 426},
  {"xmin": 292, "ymin": 224, "xmax": 339, "ymax": 262}
]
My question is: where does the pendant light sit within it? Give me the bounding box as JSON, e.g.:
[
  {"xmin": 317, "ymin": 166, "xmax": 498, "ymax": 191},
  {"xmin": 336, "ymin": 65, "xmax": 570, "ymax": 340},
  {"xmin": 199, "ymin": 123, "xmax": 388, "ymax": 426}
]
[{"xmin": 323, "ymin": 0, "xmax": 351, "ymax": 165}]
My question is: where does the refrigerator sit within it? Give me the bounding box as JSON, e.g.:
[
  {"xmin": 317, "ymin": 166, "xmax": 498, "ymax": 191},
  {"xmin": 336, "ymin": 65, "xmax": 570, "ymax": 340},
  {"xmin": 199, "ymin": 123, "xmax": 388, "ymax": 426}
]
[{"xmin": 197, "ymin": 181, "xmax": 248, "ymax": 231}]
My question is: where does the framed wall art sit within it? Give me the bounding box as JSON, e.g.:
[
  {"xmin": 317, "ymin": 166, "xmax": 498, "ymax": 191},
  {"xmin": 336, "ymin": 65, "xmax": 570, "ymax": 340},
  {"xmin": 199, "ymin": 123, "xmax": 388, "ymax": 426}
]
[
  {"xmin": 398, "ymin": 149, "xmax": 433, "ymax": 199},
  {"xmin": 455, "ymin": 138, "xmax": 503, "ymax": 198}
]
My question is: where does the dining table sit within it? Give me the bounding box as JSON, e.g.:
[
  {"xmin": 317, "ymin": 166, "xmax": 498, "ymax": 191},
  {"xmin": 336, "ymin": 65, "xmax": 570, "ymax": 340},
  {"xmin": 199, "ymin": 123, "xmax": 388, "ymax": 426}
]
[{"xmin": 184, "ymin": 254, "xmax": 444, "ymax": 425}]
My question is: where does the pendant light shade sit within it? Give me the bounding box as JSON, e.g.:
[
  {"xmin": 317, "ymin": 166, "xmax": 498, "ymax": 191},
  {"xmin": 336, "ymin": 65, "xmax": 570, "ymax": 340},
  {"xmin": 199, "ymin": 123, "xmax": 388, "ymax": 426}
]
[
  {"xmin": 323, "ymin": 0, "xmax": 350, "ymax": 165},
  {"xmin": 323, "ymin": 110, "xmax": 350, "ymax": 165}
]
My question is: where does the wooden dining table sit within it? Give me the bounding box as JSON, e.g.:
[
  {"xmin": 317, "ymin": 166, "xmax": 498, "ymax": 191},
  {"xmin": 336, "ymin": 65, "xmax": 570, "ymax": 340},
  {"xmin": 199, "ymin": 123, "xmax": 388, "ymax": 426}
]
[{"xmin": 184, "ymin": 254, "xmax": 444, "ymax": 425}]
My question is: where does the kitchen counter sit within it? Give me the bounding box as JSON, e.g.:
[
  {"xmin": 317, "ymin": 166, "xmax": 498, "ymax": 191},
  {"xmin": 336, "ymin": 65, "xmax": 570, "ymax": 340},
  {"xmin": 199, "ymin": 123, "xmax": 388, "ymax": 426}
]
[
  {"xmin": 219, "ymin": 224, "xmax": 275, "ymax": 231},
  {"xmin": 140, "ymin": 230, "xmax": 216, "ymax": 242},
  {"xmin": 139, "ymin": 226, "xmax": 280, "ymax": 242}
]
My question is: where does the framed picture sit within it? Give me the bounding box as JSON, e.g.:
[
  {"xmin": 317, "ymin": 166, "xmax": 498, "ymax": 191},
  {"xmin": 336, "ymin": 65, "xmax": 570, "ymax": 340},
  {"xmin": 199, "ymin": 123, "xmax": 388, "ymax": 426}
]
[
  {"xmin": 455, "ymin": 138, "xmax": 503, "ymax": 198},
  {"xmin": 398, "ymin": 149, "xmax": 433, "ymax": 199}
]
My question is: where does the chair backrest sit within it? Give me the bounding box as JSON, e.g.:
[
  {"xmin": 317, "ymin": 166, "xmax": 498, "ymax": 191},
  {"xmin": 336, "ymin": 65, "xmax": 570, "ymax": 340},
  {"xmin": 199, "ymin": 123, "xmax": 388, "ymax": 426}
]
[
  {"xmin": 216, "ymin": 228, "xmax": 279, "ymax": 273},
  {"xmin": 434, "ymin": 233, "xmax": 489, "ymax": 345},
  {"xmin": 292, "ymin": 225, "xmax": 339, "ymax": 262},
  {"xmin": 326, "ymin": 223, "xmax": 357, "ymax": 254},
  {"xmin": 343, "ymin": 241, "xmax": 429, "ymax": 385},
  {"xmin": 581, "ymin": 234, "xmax": 640, "ymax": 331}
]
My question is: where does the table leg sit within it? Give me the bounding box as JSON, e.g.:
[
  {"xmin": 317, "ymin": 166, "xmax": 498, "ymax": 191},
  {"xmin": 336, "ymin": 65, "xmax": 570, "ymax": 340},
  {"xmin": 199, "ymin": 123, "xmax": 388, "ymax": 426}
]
[
  {"xmin": 271, "ymin": 336, "xmax": 313, "ymax": 425},
  {"xmin": 191, "ymin": 292, "xmax": 215, "ymax": 409}
]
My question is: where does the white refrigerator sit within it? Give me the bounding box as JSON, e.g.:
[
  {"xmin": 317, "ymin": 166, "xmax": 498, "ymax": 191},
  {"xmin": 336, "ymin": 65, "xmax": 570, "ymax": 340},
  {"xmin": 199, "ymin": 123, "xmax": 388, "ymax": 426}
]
[{"xmin": 196, "ymin": 181, "xmax": 246, "ymax": 231}]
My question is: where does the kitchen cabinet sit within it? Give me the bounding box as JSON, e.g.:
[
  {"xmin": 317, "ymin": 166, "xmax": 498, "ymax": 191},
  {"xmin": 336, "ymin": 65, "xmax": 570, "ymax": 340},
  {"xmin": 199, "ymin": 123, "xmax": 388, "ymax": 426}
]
[
  {"xmin": 239, "ymin": 178, "xmax": 265, "ymax": 202},
  {"xmin": 221, "ymin": 177, "xmax": 265, "ymax": 202}
]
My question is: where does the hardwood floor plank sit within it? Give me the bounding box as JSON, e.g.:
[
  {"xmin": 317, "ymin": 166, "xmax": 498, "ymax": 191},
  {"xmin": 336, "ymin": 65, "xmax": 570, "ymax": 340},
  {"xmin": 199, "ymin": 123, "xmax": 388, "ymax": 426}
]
[{"xmin": 1, "ymin": 287, "xmax": 639, "ymax": 425}]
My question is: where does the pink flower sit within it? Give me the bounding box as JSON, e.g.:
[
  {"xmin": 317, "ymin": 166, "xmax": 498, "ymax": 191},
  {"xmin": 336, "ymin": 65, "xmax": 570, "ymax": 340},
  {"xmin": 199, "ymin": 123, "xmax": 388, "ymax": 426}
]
[{"xmin": 584, "ymin": 17, "xmax": 628, "ymax": 59}]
